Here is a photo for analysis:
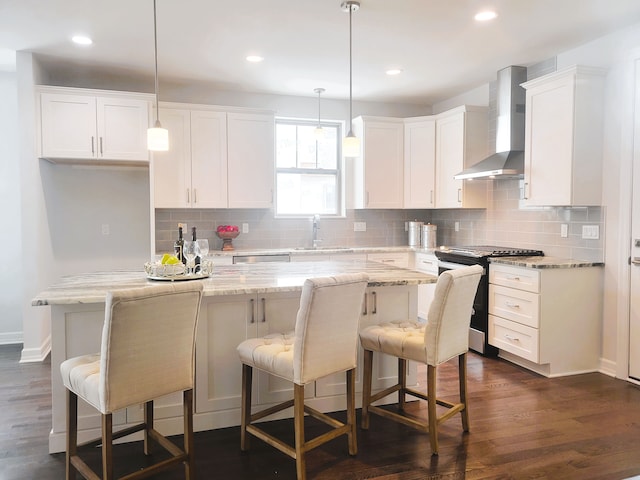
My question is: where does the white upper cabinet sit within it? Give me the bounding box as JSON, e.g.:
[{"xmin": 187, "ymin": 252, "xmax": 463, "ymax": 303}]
[
  {"xmin": 522, "ymin": 65, "xmax": 606, "ymax": 206},
  {"xmin": 404, "ymin": 116, "xmax": 436, "ymax": 208},
  {"xmin": 153, "ymin": 106, "xmax": 273, "ymax": 209},
  {"xmin": 434, "ymin": 106, "xmax": 488, "ymax": 209},
  {"xmin": 152, "ymin": 108, "xmax": 227, "ymax": 208},
  {"xmin": 227, "ymin": 112, "xmax": 275, "ymax": 208},
  {"xmin": 350, "ymin": 116, "xmax": 404, "ymax": 209},
  {"xmin": 38, "ymin": 87, "xmax": 151, "ymax": 163}
]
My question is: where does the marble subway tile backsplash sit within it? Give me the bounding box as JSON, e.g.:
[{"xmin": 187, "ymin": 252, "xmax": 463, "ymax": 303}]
[{"xmin": 156, "ymin": 178, "xmax": 604, "ymax": 262}]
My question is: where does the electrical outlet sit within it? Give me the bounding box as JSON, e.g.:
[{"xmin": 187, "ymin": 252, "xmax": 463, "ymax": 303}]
[
  {"xmin": 354, "ymin": 222, "xmax": 367, "ymax": 232},
  {"xmin": 454, "ymin": 221, "xmax": 460, "ymax": 232},
  {"xmin": 582, "ymin": 225, "xmax": 600, "ymax": 240},
  {"xmin": 560, "ymin": 224, "xmax": 568, "ymax": 238},
  {"xmin": 242, "ymin": 223, "xmax": 249, "ymax": 234},
  {"xmin": 101, "ymin": 224, "xmax": 110, "ymax": 235},
  {"xmin": 178, "ymin": 222, "xmax": 187, "ymax": 231}
]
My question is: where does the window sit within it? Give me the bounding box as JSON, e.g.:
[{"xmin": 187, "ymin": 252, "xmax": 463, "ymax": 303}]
[{"xmin": 275, "ymin": 119, "xmax": 343, "ymax": 216}]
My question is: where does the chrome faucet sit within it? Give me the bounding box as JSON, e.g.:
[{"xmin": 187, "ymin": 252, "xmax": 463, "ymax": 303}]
[{"xmin": 312, "ymin": 214, "xmax": 322, "ymax": 248}]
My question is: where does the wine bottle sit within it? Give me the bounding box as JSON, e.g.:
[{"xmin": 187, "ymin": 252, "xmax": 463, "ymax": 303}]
[
  {"xmin": 192, "ymin": 226, "xmax": 201, "ymax": 272},
  {"xmin": 174, "ymin": 227, "xmax": 186, "ymax": 264}
]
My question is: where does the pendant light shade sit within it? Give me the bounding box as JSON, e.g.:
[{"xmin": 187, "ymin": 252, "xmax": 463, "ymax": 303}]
[
  {"xmin": 341, "ymin": 1, "xmax": 360, "ymax": 158},
  {"xmin": 148, "ymin": 0, "xmax": 169, "ymax": 151},
  {"xmin": 313, "ymin": 87, "xmax": 325, "ymax": 140}
]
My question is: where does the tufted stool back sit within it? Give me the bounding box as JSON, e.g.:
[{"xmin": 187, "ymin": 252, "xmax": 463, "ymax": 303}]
[{"xmin": 424, "ymin": 265, "xmax": 483, "ymax": 366}]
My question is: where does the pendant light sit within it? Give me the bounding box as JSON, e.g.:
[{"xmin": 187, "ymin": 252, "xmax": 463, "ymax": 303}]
[
  {"xmin": 147, "ymin": 0, "xmax": 169, "ymax": 151},
  {"xmin": 341, "ymin": 1, "xmax": 360, "ymax": 158},
  {"xmin": 313, "ymin": 88, "xmax": 325, "ymax": 140}
]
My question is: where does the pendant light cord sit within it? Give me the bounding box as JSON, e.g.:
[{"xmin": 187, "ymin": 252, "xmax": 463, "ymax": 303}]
[
  {"xmin": 153, "ymin": 0, "xmax": 160, "ymax": 126},
  {"xmin": 348, "ymin": 4, "xmax": 353, "ymax": 135}
]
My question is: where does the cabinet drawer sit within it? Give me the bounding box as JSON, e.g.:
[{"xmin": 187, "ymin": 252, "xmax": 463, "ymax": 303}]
[
  {"xmin": 489, "ymin": 315, "xmax": 539, "ymax": 363},
  {"xmin": 414, "ymin": 253, "xmax": 438, "ymax": 274},
  {"xmin": 489, "ymin": 284, "xmax": 539, "ymax": 328},
  {"xmin": 489, "ymin": 264, "xmax": 540, "ymax": 293},
  {"xmin": 367, "ymin": 252, "xmax": 409, "ymax": 269}
]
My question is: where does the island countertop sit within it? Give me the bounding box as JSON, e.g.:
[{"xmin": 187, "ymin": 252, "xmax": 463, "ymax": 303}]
[{"xmin": 32, "ymin": 260, "xmax": 437, "ymax": 306}]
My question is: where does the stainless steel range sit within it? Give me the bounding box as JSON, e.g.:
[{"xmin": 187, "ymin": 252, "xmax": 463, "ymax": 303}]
[{"xmin": 434, "ymin": 245, "xmax": 544, "ymax": 356}]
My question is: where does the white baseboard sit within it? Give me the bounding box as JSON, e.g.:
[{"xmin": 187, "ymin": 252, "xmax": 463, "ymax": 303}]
[
  {"xmin": 599, "ymin": 357, "xmax": 617, "ymax": 378},
  {"xmin": 0, "ymin": 331, "xmax": 23, "ymax": 345},
  {"xmin": 19, "ymin": 334, "xmax": 51, "ymax": 363}
]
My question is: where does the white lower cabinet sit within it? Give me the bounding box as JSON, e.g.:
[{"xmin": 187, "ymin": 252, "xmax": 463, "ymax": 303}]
[
  {"xmin": 195, "ymin": 291, "xmax": 302, "ymax": 415},
  {"xmin": 488, "ymin": 263, "xmax": 602, "ymax": 377},
  {"xmin": 195, "ymin": 285, "xmax": 418, "ymax": 423},
  {"xmin": 413, "ymin": 251, "xmax": 439, "ymax": 320}
]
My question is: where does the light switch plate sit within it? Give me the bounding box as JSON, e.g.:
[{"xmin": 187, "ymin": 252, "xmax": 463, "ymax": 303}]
[
  {"xmin": 561, "ymin": 224, "xmax": 568, "ymax": 238},
  {"xmin": 242, "ymin": 223, "xmax": 249, "ymax": 233},
  {"xmin": 354, "ymin": 222, "xmax": 366, "ymax": 232},
  {"xmin": 582, "ymin": 225, "xmax": 600, "ymax": 240}
]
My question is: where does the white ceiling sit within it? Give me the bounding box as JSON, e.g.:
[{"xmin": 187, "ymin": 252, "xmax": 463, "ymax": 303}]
[{"xmin": 2, "ymin": 0, "xmax": 640, "ymax": 105}]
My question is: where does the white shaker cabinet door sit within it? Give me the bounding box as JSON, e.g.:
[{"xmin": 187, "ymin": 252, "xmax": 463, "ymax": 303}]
[
  {"xmin": 152, "ymin": 109, "xmax": 191, "ymax": 208},
  {"xmin": 96, "ymin": 96, "xmax": 150, "ymax": 161},
  {"xmin": 40, "ymin": 93, "xmax": 97, "ymax": 159},
  {"xmin": 404, "ymin": 117, "xmax": 436, "ymax": 208},
  {"xmin": 190, "ymin": 110, "xmax": 228, "ymax": 208},
  {"xmin": 227, "ymin": 112, "xmax": 275, "ymax": 208}
]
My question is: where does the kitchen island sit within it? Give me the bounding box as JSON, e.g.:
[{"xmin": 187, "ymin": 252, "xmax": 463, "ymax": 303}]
[{"xmin": 33, "ymin": 260, "xmax": 436, "ymax": 453}]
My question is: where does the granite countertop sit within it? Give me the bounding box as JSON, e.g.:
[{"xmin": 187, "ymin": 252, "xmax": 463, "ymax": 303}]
[
  {"xmin": 489, "ymin": 256, "xmax": 604, "ymax": 269},
  {"xmin": 205, "ymin": 246, "xmax": 435, "ymax": 258},
  {"xmin": 32, "ymin": 260, "xmax": 436, "ymax": 306}
]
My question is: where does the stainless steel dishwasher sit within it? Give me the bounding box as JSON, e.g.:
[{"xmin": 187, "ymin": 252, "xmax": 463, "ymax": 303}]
[{"xmin": 232, "ymin": 254, "xmax": 290, "ymax": 264}]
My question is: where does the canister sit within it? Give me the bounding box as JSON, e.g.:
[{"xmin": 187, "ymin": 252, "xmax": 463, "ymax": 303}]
[
  {"xmin": 407, "ymin": 221, "xmax": 423, "ymax": 246},
  {"xmin": 421, "ymin": 223, "xmax": 437, "ymax": 249}
]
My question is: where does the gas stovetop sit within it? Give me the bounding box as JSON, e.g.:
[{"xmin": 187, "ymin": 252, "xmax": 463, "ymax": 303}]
[{"xmin": 435, "ymin": 245, "xmax": 545, "ymax": 259}]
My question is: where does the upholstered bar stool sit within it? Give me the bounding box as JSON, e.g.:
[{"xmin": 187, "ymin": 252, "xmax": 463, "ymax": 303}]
[
  {"xmin": 60, "ymin": 282, "xmax": 204, "ymax": 480},
  {"xmin": 237, "ymin": 273, "xmax": 368, "ymax": 480},
  {"xmin": 359, "ymin": 265, "xmax": 482, "ymax": 455}
]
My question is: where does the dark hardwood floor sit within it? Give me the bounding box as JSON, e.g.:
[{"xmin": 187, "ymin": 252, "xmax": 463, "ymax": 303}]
[{"xmin": 2, "ymin": 343, "xmax": 640, "ymax": 480}]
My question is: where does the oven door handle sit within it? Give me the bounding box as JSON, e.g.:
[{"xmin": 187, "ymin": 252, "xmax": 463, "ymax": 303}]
[{"xmin": 438, "ymin": 260, "xmax": 485, "ymax": 274}]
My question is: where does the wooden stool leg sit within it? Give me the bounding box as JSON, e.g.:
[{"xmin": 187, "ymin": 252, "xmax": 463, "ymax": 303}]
[
  {"xmin": 361, "ymin": 349, "xmax": 373, "ymax": 430},
  {"xmin": 102, "ymin": 413, "xmax": 114, "ymax": 480},
  {"xmin": 459, "ymin": 353, "xmax": 470, "ymax": 432},
  {"xmin": 427, "ymin": 364, "xmax": 438, "ymax": 455},
  {"xmin": 398, "ymin": 358, "xmax": 407, "ymax": 411},
  {"xmin": 346, "ymin": 368, "xmax": 357, "ymax": 456},
  {"xmin": 240, "ymin": 364, "xmax": 253, "ymax": 451},
  {"xmin": 143, "ymin": 400, "xmax": 153, "ymax": 455},
  {"xmin": 65, "ymin": 389, "xmax": 78, "ymax": 480},
  {"xmin": 184, "ymin": 389, "xmax": 195, "ymax": 480},
  {"xmin": 293, "ymin": 383, "xmax": 306, "ymax": 480}
]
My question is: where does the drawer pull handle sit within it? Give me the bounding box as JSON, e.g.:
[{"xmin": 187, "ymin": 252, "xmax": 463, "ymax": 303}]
[
  {"xmin": 505, "ymin": 301, "xmax": 520, "ymax": 308},
  {"xmin": 363, "ymin": 293, "xmax": 368, "ymax": 315},
  {"xmin": 372, "ymin": 291, "xmax": 377, "ymax": 314},
  {"xmin": 504, "ymin": 334, "xmax": 520, "ymax": 342},
  {"xmin": 261, "ymin": 297, "xmax": 266, "ymax": 322},
  {"xmin": 250, "ymin": 298, "xmax": 255, "ymax": 324},
  {"xmin": 506, "ymin": 275, "xmax": 521, "ymax": 281}
]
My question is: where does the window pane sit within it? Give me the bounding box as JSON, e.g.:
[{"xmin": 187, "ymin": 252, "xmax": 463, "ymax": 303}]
[
  {"xmin": 276, "ymin": 172, "xmax": 337, "ymax": 215},
  {"xmin": 276, "ymin": 123, "xmax": 297, "ymax": 168},
  {"xmin": 297, "ymin": 125, "xmax": 317, "ymax": 168},
  {"xmin": 317, "ymin": 126, "xmax": 338, "ymax": 169}
]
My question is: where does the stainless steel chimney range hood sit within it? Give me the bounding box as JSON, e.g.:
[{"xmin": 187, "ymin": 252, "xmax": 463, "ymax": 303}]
[{"xmin": 455, "ymin": 65, "xmax": 527, "ymax": 180}]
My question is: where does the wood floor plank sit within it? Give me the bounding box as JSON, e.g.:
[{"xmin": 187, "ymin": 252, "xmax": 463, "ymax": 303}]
[{"xmin": 2, "ymin": 344, "xmax": 640, "ymax": 479}]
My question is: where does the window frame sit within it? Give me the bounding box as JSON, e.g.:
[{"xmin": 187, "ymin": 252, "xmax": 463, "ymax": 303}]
[{"xmin": 274, "ymin": 117, "xmax": 345, "ymax": 218}]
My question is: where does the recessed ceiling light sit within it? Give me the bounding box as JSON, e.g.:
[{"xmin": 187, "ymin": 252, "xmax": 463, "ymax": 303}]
[
  {"xmin": 474, "ymin": 10, "xmax": 497, "ymax": 22},
  {"xmin": 71, "ymin": 35, "xmax": 93, "ymax": 45},
  {"xmin": 386, "ymin": 69, "xmax": 403, "ymax": 76},
  {"xmin": 246, "ymin": 55, "xmax": 264, "ymax": 63}
]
